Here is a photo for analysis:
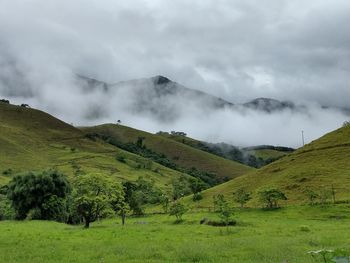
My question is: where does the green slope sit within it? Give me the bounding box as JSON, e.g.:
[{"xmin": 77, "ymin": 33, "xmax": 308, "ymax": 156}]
[
  {"xmin": 191, "ymin": 124, "xmax": 350, "ymax": 206},
  {"xmin": 0, "ymin": 102, "xmax": 189, "ymax": 189},
  {"xmin": 81, "ymin": 124, "xmax": 254, "ymax": 181},
  {"xmin": 159, "ymin": 132, "xmax": 292, "ymax": 168}
]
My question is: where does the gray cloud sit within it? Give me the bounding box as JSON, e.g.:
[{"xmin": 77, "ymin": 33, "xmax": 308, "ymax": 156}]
[{"xmin": 0, "ymin": 0, "xmax": 349, "ymax": 147}]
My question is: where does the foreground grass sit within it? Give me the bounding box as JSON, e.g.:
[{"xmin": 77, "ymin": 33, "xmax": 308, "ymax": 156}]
[{"xmin": 1, "ymin": 205, "xmax": 350, "ymax": 262}]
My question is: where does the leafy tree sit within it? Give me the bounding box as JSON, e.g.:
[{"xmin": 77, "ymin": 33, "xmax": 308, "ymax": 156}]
[
  {"xmin": 189, "ymin": 178, "xmax": 206, "ymax": 194},
  {"xmin": 7, "ymin": 170, "xmax": 71, "ymax": 221},
  {"xmin": 73, "ymin": 174, "xmax": 124, "ymax": 228},
  {"xmin": 233, "ymin": 188, "xmax": 252, "ymax": 208},
  {"xmin": 172, "ymin": 176, "xmax": 191, "ymax": 200},
  {"xmin": 169, "ymin": 202, "xmax": 187, "ymax": 221},
  {"xmin": 213, "ymin": 194, "xmax": 233, "ymax": 225},
  {"xmin": 258, "ymin": 188, "xmax": 287, "ymax": 209},
  {"xmin": 122, "ymin": 177, "xmax": 162, "ymax": 215},
  {"xmin": 160, "ymin": 194, "xmax": 171, "ymax": 213}
]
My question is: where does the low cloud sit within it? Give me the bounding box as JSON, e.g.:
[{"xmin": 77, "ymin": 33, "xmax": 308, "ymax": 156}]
[{"xmin": 0, "ymin": 0, "xmax": 349, "ymax": 147}]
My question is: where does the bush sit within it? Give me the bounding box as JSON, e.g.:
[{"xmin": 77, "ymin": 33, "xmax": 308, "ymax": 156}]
[
  {"xmin": 192, "ymin": 192, "xmax": 203, "ymax": 201},
  {"xmin": 300, "ymin": 225, "xmax": 311, "ymax": 232},
  {"xmin": 116, "ymin": 154, "xmax": 126, "ymax": 163}
]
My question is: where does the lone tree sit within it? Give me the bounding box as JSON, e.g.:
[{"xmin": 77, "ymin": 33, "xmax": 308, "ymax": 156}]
[
  {"xmin": 7, "ymin": 170, "xmax": 71, "ymax": 221},
  {"xmin": 213, "ymin": 194, "xmax": 234, "ymax": 225},
  {"xmin": 233, "ymin": 188, "xmax": 252, "ymax": 208},
  {"xmin": 73, "ymin": 173, "xmax": 124, "ymax": 228},
  {"xmin": 258, "ymin": 188, "xmax": 287, "ymax": 209},
  {"xmin": 169, "ymin": 201, "xmax": 187, "ymax": 222}
]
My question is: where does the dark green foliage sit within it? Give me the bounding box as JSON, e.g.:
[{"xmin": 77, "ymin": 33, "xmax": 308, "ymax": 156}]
[
  {"xmin": 160, "ymin": 194, "xmax": 171, "ymax": 213},
  {"xmin": 116, "ymin": 154, "xmax": 126, "ymax": 163},
  {"xmin": 172, "ymin": 176, "xmax": 191, "ymax": 201},
  {"xmin": 258, "ymin": 188, "xmax": 287, "ymax": 209},
  {"xmin": 169, "ymin": 202, "xmax": 187, "ymax": 221},
  {"xmin": 0, "ymin": 99, "xmax": 10, "ymax": 104},
  {"xmin": 0, "ymin": 194, "xmax": 15, "ymax": 220},
  {"xmin": 7, "ymin": 170, "xmax": 71, "ymax": 221},
  {"xmin": 122, "ymin": 177, "xmax": 163, "ymax": 215},
  {"xmin": 2, "ymin": 168, "xmax": 13, "ymax": 176},
  {"xmin": 192, "ymin": 192, "xmax": 203, "ymax": 202},
  {"xmin": 233, "ymin": 188, "xmax": 252, "ymax": 208},
  {"xmin": 200, "ymin": 218, "xmax": 236, "ymax": 227},
  {"xmin": 189, "ymin": 178, "xmax": 206, "ymax": 194}
]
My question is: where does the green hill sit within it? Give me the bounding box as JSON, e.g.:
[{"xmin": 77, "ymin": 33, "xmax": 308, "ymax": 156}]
[
  {"xmin": 81, "ymin": 124, "xmax": 254, "ymax": 182},
  {"xmin": 191, "ymin": 124, "xmax": 350, "ymax": 206},
  {"xmin": 158, "ymin": 132, "xmax": 292, "ymax": 168},
  {"xmin": 0, "ymin": 102, "xmax": 190, "ymax": 189}
]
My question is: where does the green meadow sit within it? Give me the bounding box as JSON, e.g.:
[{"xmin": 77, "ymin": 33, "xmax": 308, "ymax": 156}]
[{"xmin": 1, "ymin": 205, "xmax": 350, "ymax": 263}]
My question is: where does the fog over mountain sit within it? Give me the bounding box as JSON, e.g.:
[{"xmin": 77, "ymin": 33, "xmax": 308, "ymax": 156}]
[{"xmin": 0, "ymin": 0, "xmax": 349, "ymax": 147}]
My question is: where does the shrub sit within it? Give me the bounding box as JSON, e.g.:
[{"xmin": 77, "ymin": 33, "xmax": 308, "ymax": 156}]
[
  {"xmin": 192, "ymin": 192, "xmax": 203, "ymax": 202},
  {"xmin": 116, "ymin": 154, "xmax": 126, "ymax": 163}
]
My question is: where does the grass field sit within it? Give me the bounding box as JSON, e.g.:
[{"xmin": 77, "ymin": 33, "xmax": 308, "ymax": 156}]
[{"xmin": 1, "ymin": 205, "xmax": 349, "ymax": 262}]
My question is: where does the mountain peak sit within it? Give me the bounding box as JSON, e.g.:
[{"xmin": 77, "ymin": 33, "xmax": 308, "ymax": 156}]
[{"xmin": 151, "ymin": 75, "xmax": 171, "ymax": 85}]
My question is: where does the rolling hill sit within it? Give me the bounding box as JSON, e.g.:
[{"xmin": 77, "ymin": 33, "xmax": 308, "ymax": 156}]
[
  {"xmin": 191, "ymin": 124, "xmax": 350, "ymax": 206},
  {"xmin": 0, "ymin": 102, "xmax": 192, "ymax": 189},
  {"xmin": 81, "ymin": 124, "xmax": 254, "ymax": 182},
  {"xmin": 158, "ymin": 132, "xmax": 293, "ymax": 168}
]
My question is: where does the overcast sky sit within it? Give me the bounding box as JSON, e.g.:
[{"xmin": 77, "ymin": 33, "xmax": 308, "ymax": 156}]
[{"xmin": 0, "ymin": 0, "xmax": 349, "ymax": 146}]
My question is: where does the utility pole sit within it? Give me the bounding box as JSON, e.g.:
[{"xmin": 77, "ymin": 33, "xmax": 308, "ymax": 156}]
[{"xmin": 301, "ymin": 130, "xmax": 305, "ymax": 146}]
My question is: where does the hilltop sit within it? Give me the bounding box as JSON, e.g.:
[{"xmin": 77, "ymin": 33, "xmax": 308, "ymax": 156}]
[
  {"xmin": 0, "ymin": 102, "xmax": 192, "ymax": 189},
  {"xmin": 191, "ymin": 124, "xmax": 350, "ymax": 206}
]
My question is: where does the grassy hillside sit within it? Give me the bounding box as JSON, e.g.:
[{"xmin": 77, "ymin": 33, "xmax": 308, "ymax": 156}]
[
  {"xmin": 81, "ymin": 124, "xmax": 253, "ymax": 181},
  {"xmin": 0, "ymin": 102, "xmax": 189, "ymax": 189},
  {"xmin": 159, "ymin": 132, "xmax": 292, "ymax": 168},
  {"xmin": 191, "ymin": 124, "xmax": 350, "ymax": 206}
]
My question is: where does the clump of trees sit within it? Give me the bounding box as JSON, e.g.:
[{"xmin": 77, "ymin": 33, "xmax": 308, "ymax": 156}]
[
  {"xmin": 7, "ymin": 170, "xmax": 71, "ymax": 221},
  {"xmin": 0, "ymin": 99, "xmax": 10, "ymax": 104}
]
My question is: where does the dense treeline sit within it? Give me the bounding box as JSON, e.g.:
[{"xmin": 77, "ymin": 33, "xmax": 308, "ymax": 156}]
[{"xmin": 0, "ymin": 169, "xmax": 205, "ymax": 226}]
